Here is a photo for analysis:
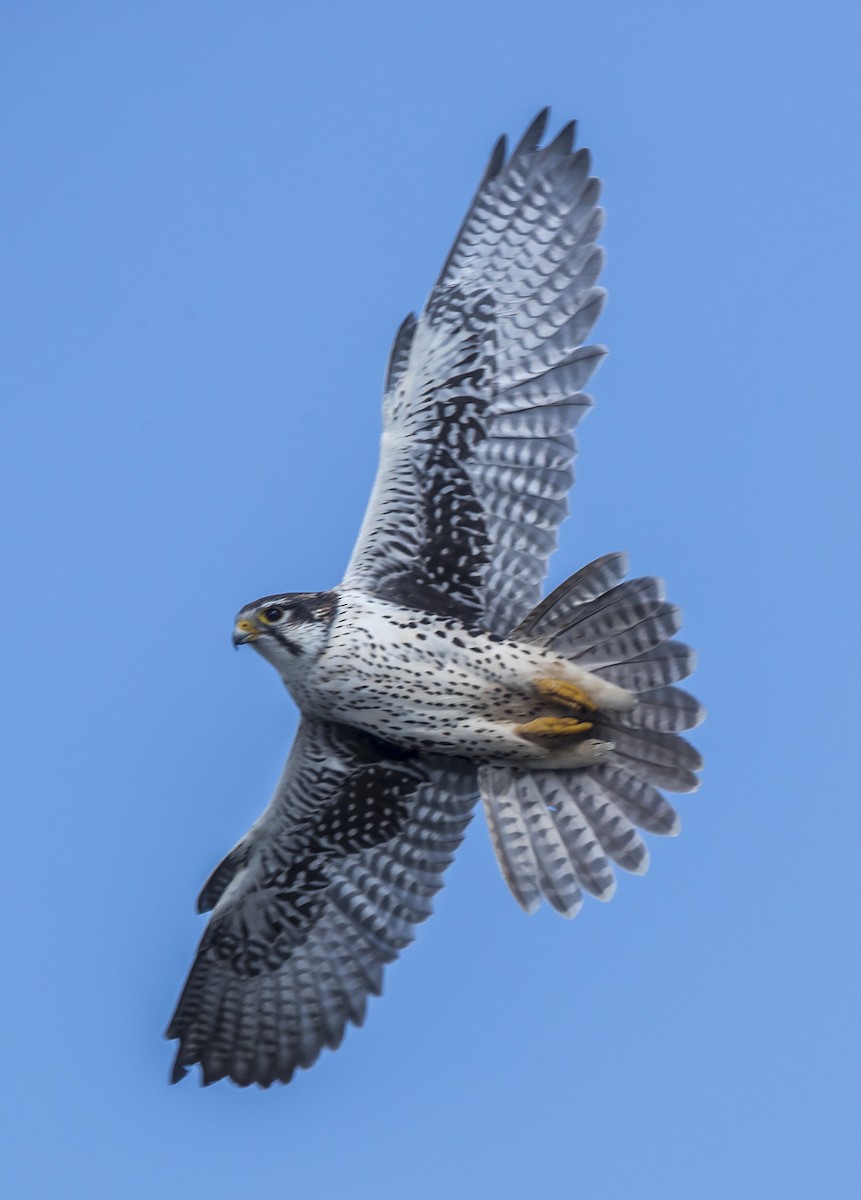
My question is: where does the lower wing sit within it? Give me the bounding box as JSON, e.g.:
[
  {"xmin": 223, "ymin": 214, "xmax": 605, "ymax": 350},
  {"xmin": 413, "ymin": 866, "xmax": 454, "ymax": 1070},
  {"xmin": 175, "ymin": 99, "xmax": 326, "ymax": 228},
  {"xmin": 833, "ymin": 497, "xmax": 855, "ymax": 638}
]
[{"xmin": 167, "ymin": 719, "xmax": 476, "ymax": 1087}]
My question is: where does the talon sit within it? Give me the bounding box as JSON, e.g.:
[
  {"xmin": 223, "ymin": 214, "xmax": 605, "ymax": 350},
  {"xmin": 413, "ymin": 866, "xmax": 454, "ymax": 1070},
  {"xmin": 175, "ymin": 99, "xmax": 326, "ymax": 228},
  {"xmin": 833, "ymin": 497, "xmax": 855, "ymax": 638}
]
[
  {"xmin": 515, "ymin": 716, "xmax": 594, "ymax": 741},
  {"xmin": 533, "ymin": 678, "xmax": 598, "ymax": 712}
]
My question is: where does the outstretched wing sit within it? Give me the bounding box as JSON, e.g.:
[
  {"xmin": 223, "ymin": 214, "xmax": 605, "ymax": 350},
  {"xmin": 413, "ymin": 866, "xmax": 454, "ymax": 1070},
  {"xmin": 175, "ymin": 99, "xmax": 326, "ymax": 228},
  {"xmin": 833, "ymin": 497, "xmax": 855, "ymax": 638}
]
[
  {"xmin": 167, "ymin": 720, "xmax": 476, "ymax": 1087},
  {"xmin": 342, "ymin": 110, "xmax": 607, "ymax": 634}
]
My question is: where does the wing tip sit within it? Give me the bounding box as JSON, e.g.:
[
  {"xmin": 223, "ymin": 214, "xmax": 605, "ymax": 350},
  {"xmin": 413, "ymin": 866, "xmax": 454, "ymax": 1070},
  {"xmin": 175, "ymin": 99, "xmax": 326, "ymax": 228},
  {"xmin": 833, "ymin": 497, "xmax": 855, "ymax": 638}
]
[
  {"xmin": 547, "ymin": 118, "xmax": 577, "ymax": 158},
  {"xmin": 487, "ymin": 133, "xmax": 507, "ymax": 179},
  {"xmin": 511, "ymin": 108, "xmax": 550, "ymax": 159},
  {"xmin": 384, "ymin": 310, "xmax": 419, "ymax": 395},
  {"xmin": 169, "ymin": 1049, "xmax": 189, "ymax": 1085}
]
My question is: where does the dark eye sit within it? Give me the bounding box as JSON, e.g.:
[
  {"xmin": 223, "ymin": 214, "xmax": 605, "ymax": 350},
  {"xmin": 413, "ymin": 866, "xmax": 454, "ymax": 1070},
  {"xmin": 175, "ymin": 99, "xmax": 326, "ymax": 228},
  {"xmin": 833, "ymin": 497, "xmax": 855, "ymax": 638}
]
[{"xmin": 260, "ymin": 605, "xmax": 285, "ymax": 624}]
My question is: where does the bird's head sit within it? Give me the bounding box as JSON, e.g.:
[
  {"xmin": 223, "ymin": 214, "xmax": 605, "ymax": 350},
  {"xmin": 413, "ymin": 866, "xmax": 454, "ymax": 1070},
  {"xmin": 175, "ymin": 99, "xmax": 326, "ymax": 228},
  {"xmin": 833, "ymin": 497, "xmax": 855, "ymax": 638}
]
[{"xmin": 232, "ymin": 590, "xmax": 338, "ymax": 673}]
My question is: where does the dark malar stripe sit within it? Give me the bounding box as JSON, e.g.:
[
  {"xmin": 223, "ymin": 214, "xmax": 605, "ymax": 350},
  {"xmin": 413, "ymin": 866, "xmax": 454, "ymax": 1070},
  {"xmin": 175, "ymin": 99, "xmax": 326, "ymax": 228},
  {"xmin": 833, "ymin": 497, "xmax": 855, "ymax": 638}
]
[{"xmin": 272, "ymin": 629, "xmax": 301, "ymax": 657}]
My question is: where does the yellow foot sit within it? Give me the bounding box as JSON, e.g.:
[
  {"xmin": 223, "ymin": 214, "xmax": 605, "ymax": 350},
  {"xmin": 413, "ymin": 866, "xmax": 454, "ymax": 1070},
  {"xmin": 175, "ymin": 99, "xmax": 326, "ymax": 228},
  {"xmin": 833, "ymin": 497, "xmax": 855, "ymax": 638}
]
[
  {"xmin": 533, "ymin": 678, "xmax": 598, "ymax": 712},
  {"xmin": 515, "ymin": 716, "xmax": 594, "ymax": 741}
]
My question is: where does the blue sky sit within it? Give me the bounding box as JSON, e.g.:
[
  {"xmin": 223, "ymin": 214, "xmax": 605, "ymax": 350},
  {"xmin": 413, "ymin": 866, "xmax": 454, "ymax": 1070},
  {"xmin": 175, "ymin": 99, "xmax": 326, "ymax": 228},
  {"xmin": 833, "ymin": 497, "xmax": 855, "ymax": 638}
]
[{"xmin": 2, "ymin": 2, "xmax": 859, "ymax": 1196}]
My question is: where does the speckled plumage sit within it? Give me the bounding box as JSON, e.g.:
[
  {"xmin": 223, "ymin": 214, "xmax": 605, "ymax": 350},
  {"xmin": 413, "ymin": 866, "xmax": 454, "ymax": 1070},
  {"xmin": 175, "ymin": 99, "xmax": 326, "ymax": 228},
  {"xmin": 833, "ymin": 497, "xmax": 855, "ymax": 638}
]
[
  {"xmin": 167, "ymin": 111, "xmax": 703, "ymax": 1088},
  {"xmin": 260, "ymin": 589, "xmax": 634, "ymax": 763}
]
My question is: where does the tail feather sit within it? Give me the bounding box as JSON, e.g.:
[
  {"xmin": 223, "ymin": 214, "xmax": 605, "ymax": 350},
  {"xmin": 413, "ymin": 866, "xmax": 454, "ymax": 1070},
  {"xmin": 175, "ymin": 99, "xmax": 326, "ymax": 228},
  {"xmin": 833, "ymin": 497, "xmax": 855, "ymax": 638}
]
[
  {"xmin": 594, "ymin": 641, "xmax": 696, "ymax": 692},
  {"xmin": 522, "ymin": 572, "xmax": 685, "ymax": 671},
  {"xmin": 549, "ymin": 575, "xmax": 666, "ymax": 644},
  {"xmin": 516, "ymin": 773, "xmax": 584, "ymax": 916},
  {"xmin": 479, "ymin": 553, "xmax": 700, "ymax": 914},
  {"xmin": 596, "ymin": 724, "xmax": 703, "ymax": 776},
  {"xmin": 593, "ymin": 761, "xmax": 681, "ymax": 836},
  {"xmin": 566, "ymin": 603, "xmax": 683, "ymax": 667},
  {"xmin": 565, "ymin": 772, "xmax": 650, "ymax": 875},
  {"xmin": 480, "ymin": 766, "xmax": 542, "ymax": 913},
  {"xmin": 611, "ymin": 685, "xmax": 704, "ymax": 734},
  {"xmin": 551, "ymin": 792, "xmax": 617, "ymax": 900},
  {"xmin": 511, "ymin": 551, "xmax": 629, "ymax": 642}
]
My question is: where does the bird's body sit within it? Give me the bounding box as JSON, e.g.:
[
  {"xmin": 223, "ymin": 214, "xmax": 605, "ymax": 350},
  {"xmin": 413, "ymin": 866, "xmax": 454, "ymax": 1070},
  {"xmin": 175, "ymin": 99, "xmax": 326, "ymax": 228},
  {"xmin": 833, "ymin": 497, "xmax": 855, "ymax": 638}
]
[
  {"xmin": 242, "ymin": 588, "xmax": 635, "ymax": 764},
  {"xmin": 167, "ymin": 112, "xmax": 703, "ymax": 1088}
]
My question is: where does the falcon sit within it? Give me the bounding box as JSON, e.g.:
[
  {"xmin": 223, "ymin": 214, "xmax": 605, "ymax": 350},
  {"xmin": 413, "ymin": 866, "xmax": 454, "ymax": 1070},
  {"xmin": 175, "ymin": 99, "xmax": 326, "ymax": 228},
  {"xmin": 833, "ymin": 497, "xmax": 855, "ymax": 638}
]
[{"xmin": 167, "ymin": 111, "xmax": 703, "ymax": 1088}]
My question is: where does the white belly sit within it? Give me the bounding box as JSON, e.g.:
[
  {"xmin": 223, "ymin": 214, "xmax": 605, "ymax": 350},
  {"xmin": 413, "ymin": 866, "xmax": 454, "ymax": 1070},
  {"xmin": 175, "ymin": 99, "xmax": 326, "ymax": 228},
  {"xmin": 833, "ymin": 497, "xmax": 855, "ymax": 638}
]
[{"xmin": 286, "ymin": 591, "xmax": 631, "ymax": 764}]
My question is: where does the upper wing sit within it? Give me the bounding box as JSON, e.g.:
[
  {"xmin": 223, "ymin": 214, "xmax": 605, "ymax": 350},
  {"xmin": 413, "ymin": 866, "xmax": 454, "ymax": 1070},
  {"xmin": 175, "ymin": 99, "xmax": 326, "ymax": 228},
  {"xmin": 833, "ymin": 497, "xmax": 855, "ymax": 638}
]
[
  {"xmin": 342, "ymin": 110, "xmax": 607, "ymax": 634},
  {"xmin": 167, "ymin": 720, "xmax": 476, "ymax": 1087}
]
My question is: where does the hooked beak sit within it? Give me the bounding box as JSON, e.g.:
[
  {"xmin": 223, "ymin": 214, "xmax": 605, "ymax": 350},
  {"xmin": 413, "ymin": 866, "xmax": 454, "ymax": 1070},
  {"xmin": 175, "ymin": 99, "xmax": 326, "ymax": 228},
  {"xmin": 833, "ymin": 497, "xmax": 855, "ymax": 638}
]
[{"xmin": 232, "ymin": 619, "xmax": 260, "ymax": 648}]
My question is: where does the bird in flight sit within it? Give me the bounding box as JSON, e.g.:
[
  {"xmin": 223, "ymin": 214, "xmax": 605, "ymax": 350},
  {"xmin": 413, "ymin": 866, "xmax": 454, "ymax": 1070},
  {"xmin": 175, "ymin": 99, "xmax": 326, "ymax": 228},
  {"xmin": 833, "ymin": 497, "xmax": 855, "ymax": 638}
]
[{"xmin": 167, "ymin": 110, "xmax": 703, "ymax": 1088}]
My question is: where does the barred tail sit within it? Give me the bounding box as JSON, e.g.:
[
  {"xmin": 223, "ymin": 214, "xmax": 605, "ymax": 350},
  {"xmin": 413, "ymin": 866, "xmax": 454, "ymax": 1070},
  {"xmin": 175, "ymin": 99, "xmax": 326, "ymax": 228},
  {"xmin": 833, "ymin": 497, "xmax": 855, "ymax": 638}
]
[{"xmin": 480, "ymin": 553, "xmax": 704, "ymax": 915}]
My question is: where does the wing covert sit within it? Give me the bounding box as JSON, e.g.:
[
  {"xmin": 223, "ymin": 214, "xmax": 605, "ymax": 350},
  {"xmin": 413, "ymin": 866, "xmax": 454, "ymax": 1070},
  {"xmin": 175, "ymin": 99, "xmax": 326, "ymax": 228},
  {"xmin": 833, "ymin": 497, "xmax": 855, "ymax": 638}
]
[
  {"xmin": 343, "ymin": 110, "xmax": 607, "ymax": 634},
  {"xmin": 167, "ymin": 719, "xmax": 476, "ymax": 1087}
]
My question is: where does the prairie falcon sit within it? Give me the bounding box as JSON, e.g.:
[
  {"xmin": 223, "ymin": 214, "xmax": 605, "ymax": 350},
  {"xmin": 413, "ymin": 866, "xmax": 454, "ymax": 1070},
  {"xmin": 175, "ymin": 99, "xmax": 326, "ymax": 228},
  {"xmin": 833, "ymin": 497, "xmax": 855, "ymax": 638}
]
[{"xmin": 167, "ymin": 111, "xmax": 703, "ymax": 1087}]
